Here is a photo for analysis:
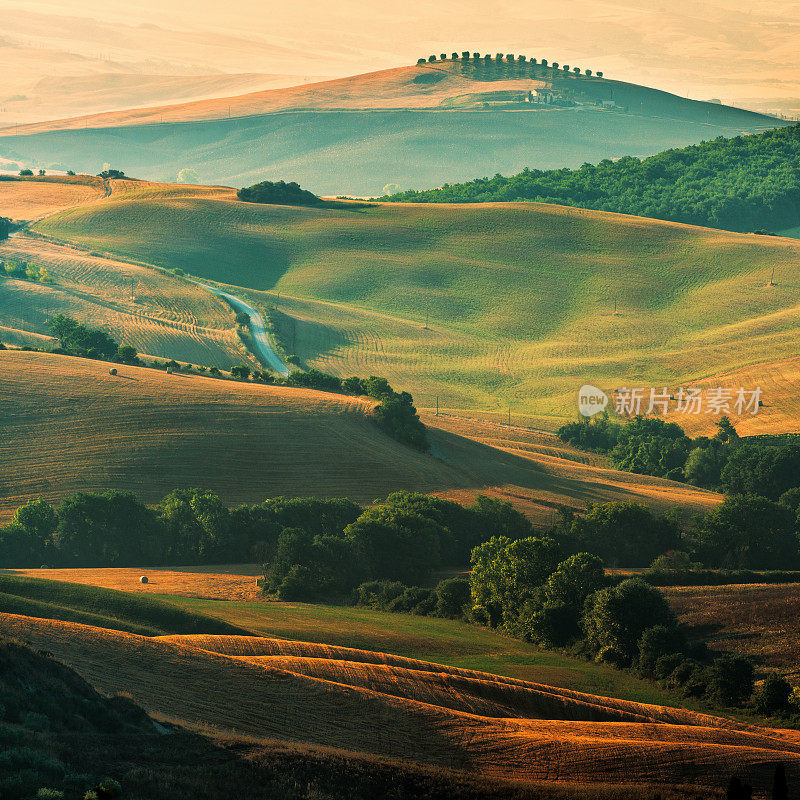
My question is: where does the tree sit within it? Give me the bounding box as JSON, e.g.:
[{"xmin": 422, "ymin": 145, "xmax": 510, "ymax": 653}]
[
  {"xmin": 470, "ymin": 535, "xmax": 563, "ymax": 628},
  {"xmin": 707, "ymin": 655, "xmax": 754, "ymax": 705},
  {"xmin": 344, "ymin": 505, "xmax": 442, "ymax": 585},
  {"xmin": 696, "ymin": 495, "xmax": 798, "ymax": 569},
  {"xmin": 115, "ymin": 344, "xmax": 138, "ymax": 363},
  {"xmin": 176, "ymin": 168, "xmax": 200, "ymax": 184},
  {"xmin": 54, "ymin": 491, "xmax": 163, "ymax": 565},
  {"xmin": 230, "ymin": 365, "xmax": 251, "ymax": 379},
  {"xmin": 0, "ymin": 217, "xmax": 10, "ymax": 241},
  {"xmin": 435, "ymin": 577, "xmax": 470, "ymax": 618},
  {"xmin": 683, "ymin": 441, "xmax": 727, "ymax": 487},
  {"xmin": 583, "ymin": 578, "xmax": 676, "ymax": 666},
  {"xmin": 527, "ymin": 553, "xmax": 605, "ymax": 645},
  {"xmin": 158, "ymin": 488, "xmax": 231, "ymax": 562},
  {"xmin": 47, "ymin": 315, "xmax": 120, "ymax": 359},
  {"xmin": 563, "ymin": 501, "xmax": 679, "ymax": 566},
  {"xmin": 237, "ymin": 180, "xmax": 321, "ymax": 206},
  {"xmin": 234, "ymin": 311, "xmax": 250, "ymax": 325},
  {"xmin": 754, "ymin": 673, "xmax": 792, "ymax": 715},
  {"xmin": 471, "ymin": 495, "xmax": 533, "ymax": 541},
  {"xmin": 636, "ymin": 624, "xmax": 687, "ymax": 676},
  {"xmin": 721, "ymin": 444, "xmax": 800, "ymax": 499},
  {"xmin": 19, "ymin": 169, "xmax": 33, "ymax": 176}
]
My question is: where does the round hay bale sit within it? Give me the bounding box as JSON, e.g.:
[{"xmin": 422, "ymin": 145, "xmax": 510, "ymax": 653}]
[
  {"xmin": 39, "ymin": 564, "xmax": 49, "ymax": 569},
  {"xmin": 109, "ymin": 367, "xmax": 117, "ymax": 375},
  {"xmin": 166, "ymin": 367, "xmax": 174, "ymax": 375},
  {"xmin": 139, "ymin": 575, "xmax": 149, "ymax": 584}
]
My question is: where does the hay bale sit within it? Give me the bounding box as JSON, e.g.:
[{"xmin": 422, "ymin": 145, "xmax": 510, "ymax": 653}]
[
  {"xmin": 139, "ymin": 575, "xmax": 149, "ymax": 584},
  {"xmin": 109, "ymin": 367, "xmax": 117, "ymax": 375}
]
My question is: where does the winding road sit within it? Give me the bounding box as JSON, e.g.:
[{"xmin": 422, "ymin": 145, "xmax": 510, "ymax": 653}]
[{"xmin": 196, "ymin": 282, "xmax": 290, "ymax": 376}]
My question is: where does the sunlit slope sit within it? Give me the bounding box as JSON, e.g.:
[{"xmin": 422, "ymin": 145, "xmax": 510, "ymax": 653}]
[
  {"xmin": 0, "ymin": 175, "xmax": 105, "ymax": 221},
  {"xmin": 0, "ymin": 62, "xmax": 783, "ymax": 194},
  {"xmin": 0, "ymin": 227, "xmax": 247, "ymax": 367},
  {"xmin": 0, "ymin": 350, "xmax": 719, "ymax": 523},
  {"xmin": 7, "ymin": 62, "xmax": 777, "ymax": 135},
  {"xmin": 34, "ymin": 181, "xmax": 800, "ymax": 431},
  {"xmin": 2, "ymin": 613, "xmax": 799, "ymax": 792},
  {"xmin": 0, "ymin": 350, "xmax": 464, "ymax": 519}
]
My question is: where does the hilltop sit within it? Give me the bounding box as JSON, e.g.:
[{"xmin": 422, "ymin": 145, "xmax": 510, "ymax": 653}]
[{"xmin": 0, "ymin": 59, "xmax": 785, "ymax": 195}]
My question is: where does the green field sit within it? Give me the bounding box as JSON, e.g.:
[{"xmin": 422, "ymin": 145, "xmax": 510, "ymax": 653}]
[
  {"xmin": 33, "ymin": 182, "xmax": 800, "ymax": 429},
  {"xmin": 163, "ymin": 594, "xmax": 690, "ymax": 707}
]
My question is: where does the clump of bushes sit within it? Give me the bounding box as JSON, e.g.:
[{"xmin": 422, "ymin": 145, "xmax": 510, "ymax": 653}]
[
  {"xmin": 47, "ymin": 315, "xmax": 139, "ymax": 364},
  {"xmin": 237, "ymin": 180, "xmax": 321, "ymax": 207}
]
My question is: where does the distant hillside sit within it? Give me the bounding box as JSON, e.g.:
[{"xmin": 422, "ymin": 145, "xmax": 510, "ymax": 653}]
[
  {"xmin": 30, "ymin": 179, "xmax": 800, "ymax": 437},
  {"xmin": 385, "ymin": 124, "xmax": 800, "ymax": 233},
  {"xmin": 0, "ymin": 60, "xmax": 785, "ymax": 196}
]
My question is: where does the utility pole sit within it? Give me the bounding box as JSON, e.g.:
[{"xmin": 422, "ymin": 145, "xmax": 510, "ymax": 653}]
[{"xmin": 770, "ymin": 266, "xmax": 776, "ymax": 285}]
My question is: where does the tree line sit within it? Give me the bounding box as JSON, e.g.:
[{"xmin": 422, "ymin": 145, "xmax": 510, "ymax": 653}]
[
  {"xmin": 356, "ymin": 538, "xmax": 795, "ymax": 719},
  {"xmin": 416, "ymin": 52, "xmax": 602, "ymax": 78},
  {"xmin": 382, "ymin": 124, "xmax": 800, "ymax": 233},
  {"xmin": 558, "ymin": 415, "xmax": 800, "ymax": 570},
  {"xmin": 0, "ymin": 490, "xmax": 529, "ymax": 580}
]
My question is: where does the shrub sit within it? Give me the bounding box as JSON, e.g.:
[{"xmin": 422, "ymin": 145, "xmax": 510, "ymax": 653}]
[
  {"xmin": 286, "ymin": 369, "xmax": 342, "ymax": 393},
  {"xmin": 434, "ymin": 577, "xmax": 471, "ymax": 618},
  {"xmin": 754, "ymin": 673, "xmax": 792, "ymax": 715},
  {"xmin": 353, "ymin": 579, "xmax": 405, "ymax": 609},
  {"xmin": 237, "ymin": 180, "xmax": 321, "ymax": 206},
  {"xmin": 636, "ymin": 625, "xmax": 687, "ymax": 676},
  {"xmin": 230, "ymin": 365, "xmax": 251, "ymax": 380},
  {"xmin": 115, "ymin": 344, "xmax": 138, "ymax": 364},
  {"xmin": 387, "ymin": 586, "xmax": 435, "ymax": 614}
]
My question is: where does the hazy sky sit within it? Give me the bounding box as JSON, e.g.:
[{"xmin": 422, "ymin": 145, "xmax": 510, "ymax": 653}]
[{"xmin": 3, "ymin": 0, "xmax": 800, "ymax": 116}]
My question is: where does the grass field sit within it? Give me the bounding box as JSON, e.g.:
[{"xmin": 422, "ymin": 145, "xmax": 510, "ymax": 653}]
[
  {"xmin": 30, "ymin": 179, "xmax": 800, "ymax": 434},
  {"xmin": 0, "ymin": 349, "xmax": 719, "ymax": 523},
  {"xmin": 2, "ymin": 609, "xmax": 798, "ymax": 792}
]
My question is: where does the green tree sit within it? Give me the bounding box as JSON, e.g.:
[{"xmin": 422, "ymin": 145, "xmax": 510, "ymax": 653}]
[
  {"xmin": 526, "ymin": 553, "xmax": 605, "ymax": 645},
  {"xmin": 696, "ymin": 495, "xmax": 798, "ymax": 569},
  {"xmin": 582, "ymin": 578, "xmax": 675, "ymax": 666},
  {"xmin": 754, "ymin": 673, "xmax": 792, "ymax": 715},
  {"xmin": 344, "ymin": 505, "xmax": 442, "ymax": 585},
  {"xmin": 564, "ymin": 501, "xmax": 679, "ymax": 566},
  {"xmin": 470, "ymin": 535, "xmax": 563, "ymax": 628},
  {"xmin": 230, "ymin": 365, "xmax": 251, "ymax": 379},
  {"xmin": 707, "ymin": 655, "xmax": 754, "ymax": 705}
]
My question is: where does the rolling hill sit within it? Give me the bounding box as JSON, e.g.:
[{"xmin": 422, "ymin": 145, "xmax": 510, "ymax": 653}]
[
  {"xmin": 2, "ymin": 610, "xmax": 799, "ymax": 794},
  {"xmin": 0, "ymin": 61, "xmax": 785, "ymax": 195},
  {"xmin": 26, "ymin": 178, "xmax": 800, "ymax": 436},
  {"xmin": 0, "ymin": 349, "xmax": 719, "ymax": 524}
]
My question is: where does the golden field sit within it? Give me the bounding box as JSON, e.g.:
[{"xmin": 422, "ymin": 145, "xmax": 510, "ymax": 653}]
[
  {"xmin": 0, "ymin": 610, "xmax": 798, "ymax": 793},
  {"xmin": 0, "ymin": 349, "xmax": 720, "ymax": 523}
]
